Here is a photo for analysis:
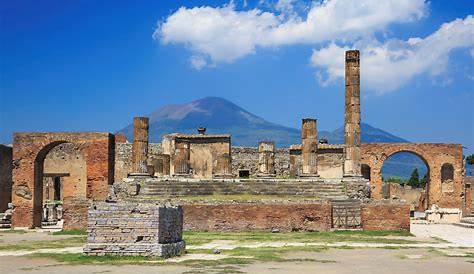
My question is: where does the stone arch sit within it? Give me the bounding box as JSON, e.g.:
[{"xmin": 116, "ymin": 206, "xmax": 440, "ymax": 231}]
[
  {"xmin": 12, "ymin": 133, "xmax": 114, "ymax": 228},
  {"xmin": 361, "ymin": 143, "xmax": 464, "ymax": 211},
  {"xmin": 34, "ymin": 142, "xmax": 88, "ymax": 227}
]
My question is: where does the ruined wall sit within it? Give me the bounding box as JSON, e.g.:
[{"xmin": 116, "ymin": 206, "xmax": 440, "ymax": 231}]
[
  {"xmin": 188, "ymin": 140, "xmax": 229, "ymax": 179},
  {"xmin": 361, "ymin": 202, "xmax": 410, "ymax": 231},
  {"xmin": 183, "ymin": 202, "xmax": 332, "ymax": 232},
  {"xmin": 361, "ymin": 143, "xmax": 464, "ymax": 210},
  {"xmin": 114, "ymin": 143, "xmax": 162, "ymax": 182},
  {"xmin": 11, "ymin": 133, "xmax": 114, "ymax": 228},
  {"xmin": 43, "ymin": 143, "xmax": 87, "ymax": 201},
  {"xmin": 384, "ymin": 183, "xmax": 422, "ymax": 211},
  {"xmin": 231, "ymin": 147, "xmax": 290, "ymax": 177},
  {"xmin": 231, "ymin": 146, "xmax": 343, "ymax": 178},
  {"xmin": 0, "ymin": 145, "xmax": 12, "ymax": 212}
]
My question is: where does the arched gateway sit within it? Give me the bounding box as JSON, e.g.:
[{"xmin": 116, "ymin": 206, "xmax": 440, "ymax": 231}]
[
  {"xmin": 12, "ymin": 133, "xmax": 114, "ymax": 228},
  {"xmin": 361, "ymin": 143, "xmax": 468, "ymax": 211}
]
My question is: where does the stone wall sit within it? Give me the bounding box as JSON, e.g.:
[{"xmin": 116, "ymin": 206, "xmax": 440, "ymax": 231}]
[
  {"xmin": 11, "ymin": 132, "xmax": 114, "ymax": 228},
  {"xmin": 360, "ymin": 202, "xmax": 410, "ymax": 231},
  {"xmin": 231, "ymin": 146, "xmax": 343, "ymax": 178},
  {"xmin": 383, "ymin": 183, "xmax": 423, "ymax": 211},
  {"xmin": 63, "ymin": 197, "xmax": 90, "ymax": 230},
  {"xmin": 0, "ymin": 145, "xmax": 12, "ymax": 212},
  {"xmin": 114, "ymin": 143, "xmax": 162, "ymax": 182},
  {"xmin": 84, "ymin": 202, "xmax": 185, "ymax": 257},
  {"xmin": 43, "ymin": 143, "xmax": 87, "ymax": 201},
  {"xmin": 182, "ymin": 202, "xmax": 332, "ymax": 232}
]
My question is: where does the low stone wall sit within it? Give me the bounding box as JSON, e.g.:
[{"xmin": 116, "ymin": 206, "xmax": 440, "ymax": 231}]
[
  {"xmin": 360, "ymin": 202, "xmax": 410, "ymax": 231},
  {"xmin": 183, "ymin": 202, "xmax": 332, "ymax": 232},
  {"xmin": 84, "ymin": 202, "xmax": 185, "ymax": 257}
]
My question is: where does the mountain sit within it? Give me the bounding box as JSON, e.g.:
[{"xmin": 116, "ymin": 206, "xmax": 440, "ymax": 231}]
[{"xmin": 117, "ymin": 97, "xmax": 407, "ymax": 147}]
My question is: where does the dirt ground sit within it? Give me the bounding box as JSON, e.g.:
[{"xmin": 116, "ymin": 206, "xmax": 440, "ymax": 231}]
[
  {"xmin": 1, "ymin": 247, "xmax": 473, "ymax": 274},
  {"xmin": 0, "ymin": 223, "xmax": 473, "ymax": 274}
]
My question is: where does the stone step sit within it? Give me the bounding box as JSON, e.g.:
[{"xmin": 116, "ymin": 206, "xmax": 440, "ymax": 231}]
[
  {"xmin": 460, "ymin": 217, "xmax": 474, "ymax": 224},
  {"xmin": 452, "ymin": 222, "xmax": 474, "ymax": 229}
]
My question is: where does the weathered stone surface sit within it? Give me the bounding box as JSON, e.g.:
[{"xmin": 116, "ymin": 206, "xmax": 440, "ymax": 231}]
[
  {"xmin": 84, "ymin": 202, "xmax": 185, "ymax": 257},
  {"xmin": 183, "ymin": 202, "xmax": 332, "ymax": 232},
  {"xmin": 344, "ymin": 50, "xmax": 362, "ymax": 177},
  {"xmin": 257, "ymin": 141, "xmax": 275, "ymax": 176},
  {"xmin": 361, "ymin": 143, "xmax": 464, "ymax": 210},
  {"xmin": 0, "ymin": 145, "xmax": 12, "ymax": 212},
  {"xmin": 360, "ymin": 201, "xmax": 410, "ymax": 231},
  {"xmin": 301, "ymin": 119, "xmax": 318, "ymax": 176},
  {"xmin": 132, "ymin": 117, "xmax": 149, "ymax": 174},
  {"xmin": 11, "ymin": 132, "xmax": 114, "ymax": 228}
]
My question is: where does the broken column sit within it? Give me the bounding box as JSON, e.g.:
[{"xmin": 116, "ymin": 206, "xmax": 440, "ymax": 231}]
[
  {"xmin": 257, "ymin": 141, "xmax": 275, "ymax": 177},
  {"xmin": 173, "ymin": 141, "xmax": 190, "ymax": 176},
  {"xmin": 289, "ymin": 144, "xmax": 301, "ymax": 178},
  {"xmin": 343, "ymin": 50, "xmax": 362, "ymax": 177},
  {"xmin": 131, "ymin": 117, "xmax": 149, "ymax": 175},
  {"xmin": 300, "ymin": 118, "xmax": 319, "ymax": 177}
]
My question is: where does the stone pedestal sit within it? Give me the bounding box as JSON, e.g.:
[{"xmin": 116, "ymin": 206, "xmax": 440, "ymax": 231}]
[{"xmin": 84, "ymin": 202, "xmax": 185, "ymax": 257}]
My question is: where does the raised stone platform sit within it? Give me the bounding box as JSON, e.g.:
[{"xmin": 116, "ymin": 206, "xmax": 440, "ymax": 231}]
[
  {"xmin": 83, "ymin": 202, "xmax": 185, "ymax": 257},
  {"xmin": 113, "ymin": 177, "xmax": 358, "ymax": 201}
]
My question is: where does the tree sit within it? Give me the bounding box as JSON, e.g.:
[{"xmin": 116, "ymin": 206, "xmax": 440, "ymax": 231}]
[
  {"xmin": 408, "ymin": 168, "xmax": 420, "ymax": 188},
  {"xmin": 467, "ymin": 154, "xmax": 474, "ymax": 165},
  {"xmin": 420, "ymin": 173, "xmax": 428, "ymax": 188}
]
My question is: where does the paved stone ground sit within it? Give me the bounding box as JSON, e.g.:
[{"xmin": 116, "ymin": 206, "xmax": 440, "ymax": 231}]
[
  {"xmin": 1, "ymin": 223, "xmax": 473, "ymax": 273},
  {"xmin": 410, "ymin": 223, "xmax": 474, "ymax": 247}
]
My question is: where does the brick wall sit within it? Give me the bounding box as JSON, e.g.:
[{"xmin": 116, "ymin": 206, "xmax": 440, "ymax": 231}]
[
  {"xmin": 0, "ymin": 145, "xmax": 12, "ymax": 212},
  {"xmin": 183, "ymin": 202, "xmax": 332, "ymax": 232},
  {"xmin": 360, "ymin": 202, "xmax": 410, "ymax": 231}
]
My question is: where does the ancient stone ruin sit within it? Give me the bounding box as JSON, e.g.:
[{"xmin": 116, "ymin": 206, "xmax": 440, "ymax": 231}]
[{"xmin": 0, "ymin": 50, "xmax": 471, "ymax": 242}]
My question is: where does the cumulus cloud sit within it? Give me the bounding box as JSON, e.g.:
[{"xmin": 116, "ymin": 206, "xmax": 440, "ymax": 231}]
[
  {"xmin": 155, "ymin": 0, "xmax": 427, "ymax": 67},
  {"xmin": 311, "ymin": 16, "xmax": 474, "ymax": 94}
]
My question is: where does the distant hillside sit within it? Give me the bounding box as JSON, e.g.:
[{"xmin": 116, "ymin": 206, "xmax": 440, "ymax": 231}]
[{"xmin": 117, "ymin": 97, "xmax": 407, "ymax": 147}]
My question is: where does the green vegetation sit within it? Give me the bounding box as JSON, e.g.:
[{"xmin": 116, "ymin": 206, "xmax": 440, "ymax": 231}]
[
  {"xmin": 0, "ymin": 229, "xmax": 27, "ymax": 234},
  {"xmin": 467, "ymin": 154, "xmax": 474, "ymax": 165},
  {"xmin": 30, "ymin": 253, "xmax": 164, "ymax": 265},
  {"xmin": 184, "ymin": 230, "xmax": 414, "ymax": 246},
  {"xmin": 0, "ymin": 236, "xmax": 85, "ymax": 251},
  {"xmin": 383, "ymin": 176, "xmax": 407, "ymax": 185},
  {"xmin": 52, "ymin": 229, "xmax": 87, "ymax": 236},
  {"xmin": 384, "ymin": 168, "xmax": 427, "ymax": 188},
  {"xmin": 408, "ymin": 168, "xmax": 420, "ymax": 188}
]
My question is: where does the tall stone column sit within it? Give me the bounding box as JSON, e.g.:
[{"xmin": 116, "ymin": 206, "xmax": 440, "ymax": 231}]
[
  {"xmin": 257, "ymin": 141, "xmax": 275, "ymax": 177},
  {"xmin": 301, "ymin": 118, "xmax": 319, "ymax": 177},
  {"xmin": 344, "ymin": 50, "xmax": 362, "ymax": 177},
  {"xmin": 131, "ymin": 117, "xmax": 149, "ymax": 175}
]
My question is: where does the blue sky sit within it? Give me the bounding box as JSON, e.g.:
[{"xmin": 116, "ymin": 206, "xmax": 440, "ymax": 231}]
[{"xmin": 1, "ymin": 0, "xmax": 473, "ymax": 153}]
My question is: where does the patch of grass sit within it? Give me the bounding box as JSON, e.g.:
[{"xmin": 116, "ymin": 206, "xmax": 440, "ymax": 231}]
[
  {"xmin": 184, "ymin": 230, "xmax": 416, "ymax": 246},
  {"xmin": 52, "ymin": 229, "xmax": 87, "ymax": 236},
  {"xmin": 30, "ymin": 253, "xmax": 165, "ymax": 265},
  {"xmin": 0, "ymin": 229, "xmax": 27, "ymax": 234},
  {"xmin": 0, "ymin": 236, "xmax": 86, "ymax": 251}
]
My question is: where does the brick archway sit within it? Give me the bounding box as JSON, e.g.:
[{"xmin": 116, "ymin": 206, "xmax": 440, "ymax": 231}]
[
  {"xmin": 361, "ymin": 143, "xmax": 465, "ymax": 211},
  {"xmin": 12, "ymin": 133, "xmax": 115, "ymax": 228}
]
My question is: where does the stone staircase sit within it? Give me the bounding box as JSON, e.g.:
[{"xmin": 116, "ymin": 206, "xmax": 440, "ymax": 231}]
[
  {"xmin": 139, "ymin": 178, "xmax": 348, "ymax": 200},
  {"xmin": 454, "ymin": 216, "xmax": 474, "ymax": 229}
]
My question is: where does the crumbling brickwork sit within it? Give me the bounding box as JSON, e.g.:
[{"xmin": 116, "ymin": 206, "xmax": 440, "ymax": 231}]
[
  {"xmin": 361, "ymin": 143, "xmax": 464, "ymax": 210},
  {"xmin": 0, "ymin": 145, "xmax": 12, "ymax": 212},
  {"xmin": 114, "ymin": 143, "xmax": 162, "ymax": 182},
  {"xmin": 183, "ymin": 202, "xmax": 332, "ymax": 232},
  {"xmin": 361, "ymin": 202, "xmax": 410, "ymax": 231},
  {"xmin": 84, "ymin": 202, "xmax": 185, "ymax": 257},
  {"xmin": 11, "ymin": 133, "xmax": 114, "ymax": 228}
]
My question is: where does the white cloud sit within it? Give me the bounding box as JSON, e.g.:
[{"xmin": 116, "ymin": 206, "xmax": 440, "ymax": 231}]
[
  {"xmin": 311, "ymin": 16, "xmax": 474, "ymax": 94},
  {"xmin": 189, "ymin": 55, "xmax": 207, "ymax": 70},
  {"xmin": 155, "ymin": 0, "xmax": 427, "ymax": 68}
]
